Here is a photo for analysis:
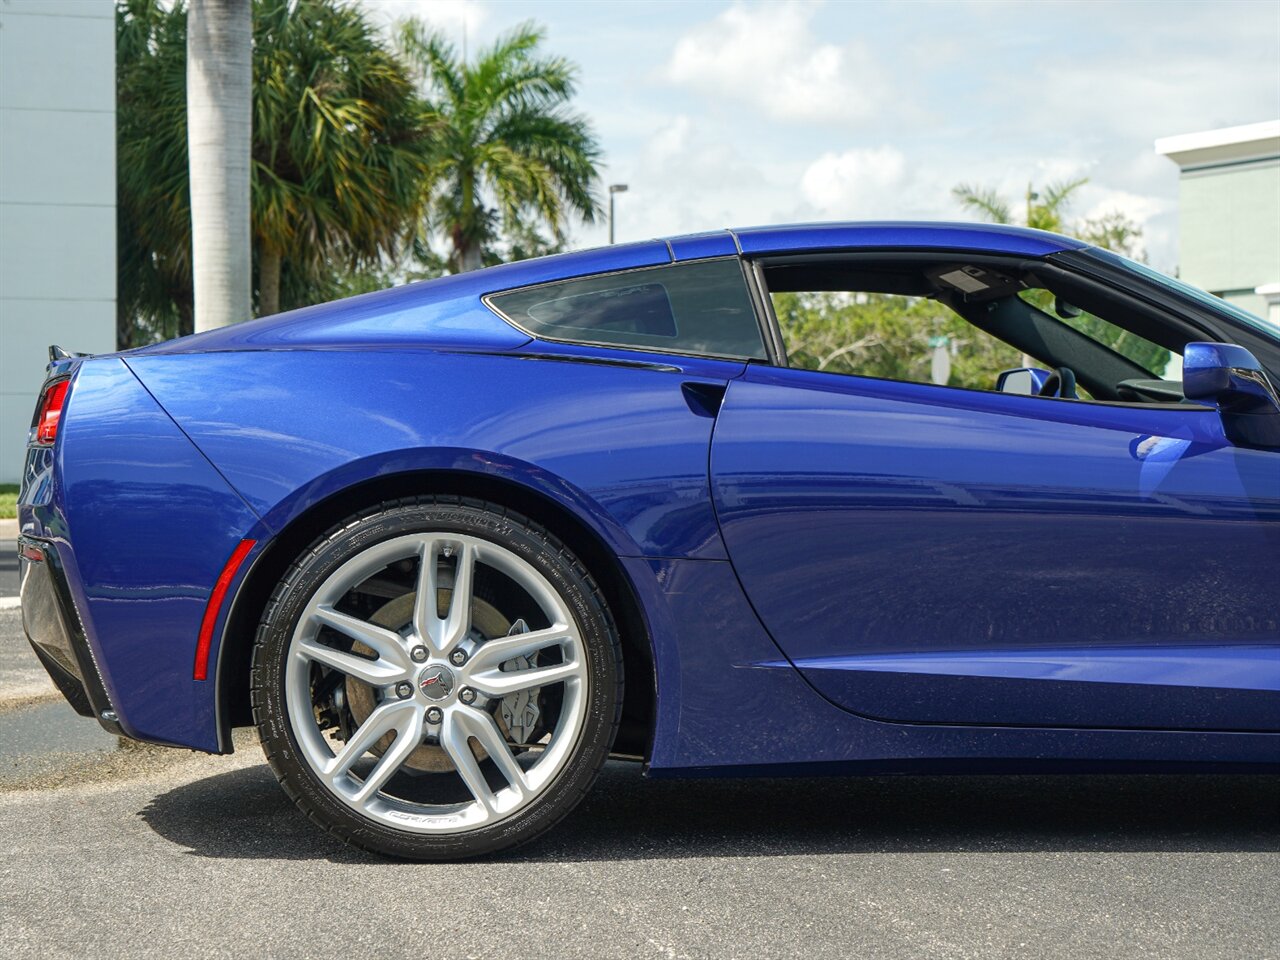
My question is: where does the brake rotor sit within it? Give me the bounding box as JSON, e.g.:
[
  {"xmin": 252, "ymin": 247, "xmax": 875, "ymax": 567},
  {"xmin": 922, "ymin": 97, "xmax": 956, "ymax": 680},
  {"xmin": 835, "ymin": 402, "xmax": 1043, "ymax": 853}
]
[{"xmin": 343, "ymin": 588, "xmax": 532, "ymax": 773}]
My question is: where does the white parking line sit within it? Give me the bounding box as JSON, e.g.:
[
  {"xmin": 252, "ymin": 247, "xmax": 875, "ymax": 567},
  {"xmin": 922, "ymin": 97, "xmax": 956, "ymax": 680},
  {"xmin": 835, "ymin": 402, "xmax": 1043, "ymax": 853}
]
[{"xmin": 0, "ymin": 597, "xmax": 21, "ymax": 610}]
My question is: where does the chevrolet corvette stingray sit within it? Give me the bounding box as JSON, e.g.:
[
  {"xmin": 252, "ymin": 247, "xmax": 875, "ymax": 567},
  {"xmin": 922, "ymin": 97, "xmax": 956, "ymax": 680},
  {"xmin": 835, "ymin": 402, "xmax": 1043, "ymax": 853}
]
[{"xmin": 19, "ymin": 222, "xmax": 1280, "ymax": 859}]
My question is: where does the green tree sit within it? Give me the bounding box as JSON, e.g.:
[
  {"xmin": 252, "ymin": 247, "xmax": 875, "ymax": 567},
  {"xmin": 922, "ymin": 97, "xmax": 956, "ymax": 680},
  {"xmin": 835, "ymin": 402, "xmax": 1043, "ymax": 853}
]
[
  {"xmin": 953, "ymin": 178, "xmax": 1088, "ymax": 234},
  {"xmin": 252, "ymin": 0, "xmax": 427, "ymax": 315},
  {"xmin": 116, "ymin": 0, "xmax": 429, "ymax": 346},
  {"xmin": 953, "ymin": 176, "xmax": 1165, "ymax": 373},
  {"xmin": 1076, "ymin": 210, "xmax": 1145, "ymax": 261},
  {"xmin": 952, "ymin": 177, "xmax": 1145, "ymax": 260},
  {"xmin": 774, "ymin": 291, "xmax": 1021, "ymax": 391},
  {"xmin": 397, "ymin": 20, "xmax": 603, "ymax": 273},
  {"xmin": 117, "ymin": 0, "xmax": 193, "ymax": 345}
]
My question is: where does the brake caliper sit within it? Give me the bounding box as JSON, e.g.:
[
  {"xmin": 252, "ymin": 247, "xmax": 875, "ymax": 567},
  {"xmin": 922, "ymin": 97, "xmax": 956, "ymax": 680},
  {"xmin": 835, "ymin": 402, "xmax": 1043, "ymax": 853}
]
[{"xmin": 498, "ymin": 618, "xmax": 541, "ymax": 745}]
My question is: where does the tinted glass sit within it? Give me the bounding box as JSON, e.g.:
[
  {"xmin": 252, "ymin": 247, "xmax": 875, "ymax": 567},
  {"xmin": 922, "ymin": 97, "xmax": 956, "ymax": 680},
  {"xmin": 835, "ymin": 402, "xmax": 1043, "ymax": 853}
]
[
  {"xmin": 1017, "ymin": 290, "xmax": 1175, "ymax": 378},
  {"xmin": 772, "ymin": 290, "xmax": 1022, "ymax": 391},
  {"xmin": 490, "ymin": 259, "xmax": 766, "ymax": 358},
  {"xmin": 1086, "ymin": 248, "xmax": 1275, "ymax": 337}
]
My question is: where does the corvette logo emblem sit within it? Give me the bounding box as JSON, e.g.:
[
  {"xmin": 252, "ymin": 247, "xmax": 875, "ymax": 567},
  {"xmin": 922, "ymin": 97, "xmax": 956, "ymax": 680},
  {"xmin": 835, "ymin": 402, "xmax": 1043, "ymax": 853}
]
[{"xmin": 418, "ymin": 665, "xmax": 454, "ymax": 701}]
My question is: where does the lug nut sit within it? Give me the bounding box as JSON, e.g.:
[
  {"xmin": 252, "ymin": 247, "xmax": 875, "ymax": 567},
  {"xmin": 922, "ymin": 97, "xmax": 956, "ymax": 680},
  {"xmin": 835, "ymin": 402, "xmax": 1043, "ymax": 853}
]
[
  {"xmin": 459, "ymin": 687, "xmax": 476, "ymax": 705},
  {"xmin": 425, "ymin": 707, "xmax": 443, "ymax": 724},
  {"xmin": 395, "ymin": 681, "xmax": 413, "ymax": 699},
  {"xmin": 450, "ymin": 649, "xmax": 468, "ymax": 666},
  {"xmin": 410, "ymin": 645, "xmax": 428, "ymax": 663}
]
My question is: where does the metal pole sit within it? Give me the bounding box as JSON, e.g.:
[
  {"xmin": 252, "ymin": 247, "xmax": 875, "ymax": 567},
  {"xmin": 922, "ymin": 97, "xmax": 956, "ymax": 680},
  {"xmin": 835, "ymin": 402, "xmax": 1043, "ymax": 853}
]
[{"xmin": 607, "ymin": 184, "xmax": 628, "ymax": 245}]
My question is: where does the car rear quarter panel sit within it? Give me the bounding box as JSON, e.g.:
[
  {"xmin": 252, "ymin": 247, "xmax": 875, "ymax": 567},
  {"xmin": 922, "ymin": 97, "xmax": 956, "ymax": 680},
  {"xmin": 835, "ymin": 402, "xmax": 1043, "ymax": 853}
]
[
  {"xmin": 27, "ymin": 359, "xmax": 261, "ymax": 748},
  {"xmin": 125, "ymin": 349, "xmax": 741, "ymax": 559},
  {"xmin": 120, "ymin": 348, "xmax": 745, "ymax": 751}
]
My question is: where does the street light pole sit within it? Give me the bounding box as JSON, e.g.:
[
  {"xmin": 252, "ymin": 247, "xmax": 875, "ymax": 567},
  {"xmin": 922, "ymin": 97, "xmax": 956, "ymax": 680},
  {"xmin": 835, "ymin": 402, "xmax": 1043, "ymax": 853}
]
[{"xmin": 608, "ymin": 183, "xmax": 628, "ymax": 244}]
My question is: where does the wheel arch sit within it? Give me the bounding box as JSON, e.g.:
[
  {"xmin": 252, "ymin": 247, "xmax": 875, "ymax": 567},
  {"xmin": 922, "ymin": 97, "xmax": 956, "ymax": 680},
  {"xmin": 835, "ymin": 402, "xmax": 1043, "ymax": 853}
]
[{"xmin": 216, "ymin": 469, "xmax": 657, "ymax": 759}]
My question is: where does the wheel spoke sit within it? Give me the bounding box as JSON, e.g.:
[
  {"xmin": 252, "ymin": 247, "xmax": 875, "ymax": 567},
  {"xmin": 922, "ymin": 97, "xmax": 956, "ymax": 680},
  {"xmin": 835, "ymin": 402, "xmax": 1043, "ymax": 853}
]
[
  {"xmin": 312, "ymin": 606, "xmax": 408, "ymax": 668},
  {"xmin": 442, "ymin": 540, "xmax": 475, "ymax": 651},
  {"xmin": 326, "ymin": 699, "xmax": 414, "ymax": 782},
  {"xmin": 412, "ymin": 539, "xmax": 443, "ymax": 654},
  {"xmin": 440, "ymin": 710, "xmax": 498, "ymax": 815},
  {"xmin": 297, "ymin": 637, "xmax": 404, "ymax": 686},
  {"xmin": 467, "ymin": 624, "xmax": 576, "ymax": 672},
  {"xmin": 458, "ymin": 706, "xmax": 529, "ymax": 799},
  {"xmin": 412, "ymin": 539, "xmax": 476, "ymax": 654},
  {"xmin": 468, "ymin": 658, "xmax": 584, "ymax": 697},
  {"xmin": 352, "ymin": 709, "xmax": 425, "ymax": 804}
]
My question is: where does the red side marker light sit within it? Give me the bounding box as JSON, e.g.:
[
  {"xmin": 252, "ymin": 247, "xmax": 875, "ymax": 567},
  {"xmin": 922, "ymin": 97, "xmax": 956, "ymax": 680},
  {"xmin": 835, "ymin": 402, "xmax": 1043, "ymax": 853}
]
[
  {"xmin": 194, "ymin": 539, "xmax": 256, "ymax": 681},
  {"xmin": 35, "ymin": 379, "xmax": 70, "ymax": 445}
]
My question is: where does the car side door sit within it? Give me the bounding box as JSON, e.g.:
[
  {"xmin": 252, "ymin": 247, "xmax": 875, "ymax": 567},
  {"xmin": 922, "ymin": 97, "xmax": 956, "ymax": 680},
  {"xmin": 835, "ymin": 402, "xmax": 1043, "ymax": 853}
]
[{"xmin": 709, "ymin": 263, "xmax": 1280, "ymax": 732}]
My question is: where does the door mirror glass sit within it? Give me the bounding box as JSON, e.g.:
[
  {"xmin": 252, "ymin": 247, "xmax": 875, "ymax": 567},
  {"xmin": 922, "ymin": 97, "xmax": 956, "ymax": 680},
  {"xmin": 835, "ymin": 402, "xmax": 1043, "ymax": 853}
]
[
  {"xmin": 996, "ymin": 367, "xmax": 1052, "ymax": 396},
  {"xmin": 1183, "ymin": 342, "xmax": 1280, "ymax": 448}
]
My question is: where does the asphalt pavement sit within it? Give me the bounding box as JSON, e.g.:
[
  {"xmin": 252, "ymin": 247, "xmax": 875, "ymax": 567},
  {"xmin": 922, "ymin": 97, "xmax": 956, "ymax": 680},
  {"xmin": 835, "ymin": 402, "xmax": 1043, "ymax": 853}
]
[
  {"xmin": 1, "ymin": 608, "xmax": 1277, "ymax": 959},
  {"xmin": 1, "ymin": 539, "xmax": 17, "ymax": 599}
]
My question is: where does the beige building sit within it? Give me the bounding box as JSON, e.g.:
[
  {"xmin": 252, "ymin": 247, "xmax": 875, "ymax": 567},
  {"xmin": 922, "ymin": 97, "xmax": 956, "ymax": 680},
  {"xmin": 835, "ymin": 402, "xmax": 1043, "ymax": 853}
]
[
  {"xmin": 0, "ymin": 0, "xmax": 117, "ymax": 484},
  {"xmin": 1156, "ymin": 120, "xmax": 1280, "ymax": 325}
]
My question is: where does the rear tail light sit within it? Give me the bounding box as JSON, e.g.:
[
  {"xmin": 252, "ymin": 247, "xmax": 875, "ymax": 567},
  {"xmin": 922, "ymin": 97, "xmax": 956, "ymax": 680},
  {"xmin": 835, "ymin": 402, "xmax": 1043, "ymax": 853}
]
[{"xmin": 34, "ymin": 379, "xmax": 70, "ymax": 445}]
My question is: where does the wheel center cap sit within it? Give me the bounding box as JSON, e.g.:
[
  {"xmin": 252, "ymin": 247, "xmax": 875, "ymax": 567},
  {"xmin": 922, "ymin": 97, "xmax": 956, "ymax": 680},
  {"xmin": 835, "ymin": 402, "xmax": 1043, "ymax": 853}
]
[{"xmin": 418, "ymin": 665, "xmax": 455, "ymax": 701}]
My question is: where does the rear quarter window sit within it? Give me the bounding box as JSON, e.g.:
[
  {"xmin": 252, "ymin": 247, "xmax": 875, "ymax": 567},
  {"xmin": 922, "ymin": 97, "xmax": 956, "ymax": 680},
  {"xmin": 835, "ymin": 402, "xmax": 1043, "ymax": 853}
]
[{"xmin": 487, "ymin": 258, "xmax": 766, "ymax": 359}]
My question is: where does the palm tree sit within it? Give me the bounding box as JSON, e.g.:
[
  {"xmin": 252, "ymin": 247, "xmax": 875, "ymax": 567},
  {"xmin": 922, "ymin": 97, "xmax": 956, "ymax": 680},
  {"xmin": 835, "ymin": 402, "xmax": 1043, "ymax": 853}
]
[
  {"xmin": 252, "ymin": 0, "xmax": 427, "ymax": 315},
  {"xmin": 116, "ymin": 0, "xmax": 431, "ymax": 343},
  {"xmin": 118, "ymin": 0, "xmax": 193, "ymax": 345},
  {"xmin": 951, "ymin": 177, "xmax": 1162, "ymax": 370},
  {"xmin": 398, "ymin": 20, "xmax": 603, "ymax": 272},
  {"xmin": 186, "ymin": 0, "xmax": 252, "ymax": 331},
  {"xmin": 952, "ymin": 178, "xmax": 1087, "ymax": 232}
]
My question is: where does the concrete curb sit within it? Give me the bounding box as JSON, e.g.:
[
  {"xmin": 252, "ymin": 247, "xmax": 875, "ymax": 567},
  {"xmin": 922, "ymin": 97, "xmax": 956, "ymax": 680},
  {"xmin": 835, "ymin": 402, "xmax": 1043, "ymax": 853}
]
[{"xmin": 0, "ymin": 519, "xmax": 18, "ymax": 539}]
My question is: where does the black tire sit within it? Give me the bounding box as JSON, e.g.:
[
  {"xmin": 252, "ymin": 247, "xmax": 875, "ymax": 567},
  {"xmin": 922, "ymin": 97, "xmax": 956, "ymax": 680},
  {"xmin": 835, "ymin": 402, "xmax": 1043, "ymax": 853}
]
[{"xmin": 250, "ymin": 496, "xmax": 623, "ymax": 860}]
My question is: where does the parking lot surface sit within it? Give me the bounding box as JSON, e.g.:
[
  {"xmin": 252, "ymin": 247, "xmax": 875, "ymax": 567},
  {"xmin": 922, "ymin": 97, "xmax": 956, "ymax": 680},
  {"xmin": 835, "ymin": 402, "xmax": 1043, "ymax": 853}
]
[{"xmin": 1, "ymin": 606, "xmax": 1277, "ymax": 960}]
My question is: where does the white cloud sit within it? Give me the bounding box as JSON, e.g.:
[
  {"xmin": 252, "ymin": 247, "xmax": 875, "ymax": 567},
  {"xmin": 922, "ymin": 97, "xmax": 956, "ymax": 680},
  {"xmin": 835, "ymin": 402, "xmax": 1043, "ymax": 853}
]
[
  {"xmin": 1079, "ymin": 187, "xmax": 1167, "ymax": 228},
  {"xmin": 800, "ymin": 147, "xmax": 907, "ymax": 217},
  {"xmin": 360, "ymin": 0, "xmax": 487, "ymax": 40},
  {"xmin": 663, "ymin": 2, "xmax": 885, "ymax": 124},
  {"xmin": 572, "ymin": 114, "xmax": 805, "ymax": 247}
]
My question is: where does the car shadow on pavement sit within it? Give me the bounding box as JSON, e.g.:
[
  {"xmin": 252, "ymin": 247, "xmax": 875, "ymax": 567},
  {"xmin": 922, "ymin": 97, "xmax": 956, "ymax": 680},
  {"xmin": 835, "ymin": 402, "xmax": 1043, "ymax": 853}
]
[{"xmin": 138, "ymin": 760, "xmax": 1280, "ymax": 863}]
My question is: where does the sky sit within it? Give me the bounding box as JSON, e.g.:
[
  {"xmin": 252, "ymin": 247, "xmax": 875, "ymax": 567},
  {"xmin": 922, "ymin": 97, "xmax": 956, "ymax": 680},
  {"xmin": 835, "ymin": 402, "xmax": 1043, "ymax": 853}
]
[{"xmin": 363, "ymin": 0, "xmax": 1280, "ymax": 273}]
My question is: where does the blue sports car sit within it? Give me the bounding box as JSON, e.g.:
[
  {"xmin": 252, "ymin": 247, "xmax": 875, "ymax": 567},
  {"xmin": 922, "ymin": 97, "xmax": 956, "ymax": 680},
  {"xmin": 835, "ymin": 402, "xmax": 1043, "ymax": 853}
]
[{"xmin": 18, "ymin": 222, "xmax": 1280, "ymax": 859}]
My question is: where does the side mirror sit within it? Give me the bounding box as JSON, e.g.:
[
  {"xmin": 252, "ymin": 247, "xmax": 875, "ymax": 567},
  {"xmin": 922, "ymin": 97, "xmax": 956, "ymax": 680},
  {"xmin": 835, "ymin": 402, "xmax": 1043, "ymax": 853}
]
[
  {"xmin": 996, "ymin": 367, "xmax": 1052, "ymax": 396},
  {"xmin": 1183, "ymin": 342, "xmax": 1280, "ymax": 448}
]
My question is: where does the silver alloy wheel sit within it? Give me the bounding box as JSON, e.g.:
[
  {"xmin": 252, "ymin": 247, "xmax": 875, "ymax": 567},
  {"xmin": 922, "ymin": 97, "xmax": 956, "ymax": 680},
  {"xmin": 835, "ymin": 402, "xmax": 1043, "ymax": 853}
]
[{"xmin": 284, "ymin": 533, "xmax": 588, "ymax": 834}]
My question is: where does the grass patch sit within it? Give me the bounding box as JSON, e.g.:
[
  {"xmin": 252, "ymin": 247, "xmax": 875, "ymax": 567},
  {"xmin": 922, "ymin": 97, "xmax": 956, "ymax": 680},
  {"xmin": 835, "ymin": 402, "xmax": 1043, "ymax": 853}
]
[{"xmin": 0, "ymin": 484, "xmax": 17, "ymax": 520}]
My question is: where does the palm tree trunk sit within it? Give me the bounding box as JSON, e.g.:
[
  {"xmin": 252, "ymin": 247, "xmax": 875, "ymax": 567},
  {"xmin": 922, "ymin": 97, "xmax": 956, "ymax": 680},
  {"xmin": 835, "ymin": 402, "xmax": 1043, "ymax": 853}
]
[
  {"xmin": 258, "ymin": 246, "xmax": 281, "ymax": 316},
  {"xmin": 187, "ymin": 0, "xmax": 252, "ymax": 332},
  {"xmin": 454, "ymin": 165, "xmax": 484, "ymax": 272},
  {"xmin": 458, "ymin": 242, "xmax": 483, "ymax": 273}
]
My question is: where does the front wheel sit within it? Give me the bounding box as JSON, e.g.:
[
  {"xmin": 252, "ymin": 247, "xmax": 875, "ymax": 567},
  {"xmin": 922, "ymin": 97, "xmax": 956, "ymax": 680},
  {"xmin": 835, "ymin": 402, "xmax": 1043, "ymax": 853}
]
[{"xmin": 251, "ymin": 497, "xmax": 622, "ymax": 860}]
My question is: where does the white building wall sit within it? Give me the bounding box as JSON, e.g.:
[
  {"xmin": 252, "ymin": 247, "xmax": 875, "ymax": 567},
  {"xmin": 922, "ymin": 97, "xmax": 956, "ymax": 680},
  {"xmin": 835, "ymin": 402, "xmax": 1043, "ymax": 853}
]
[
  {"xmin": 0, "ymin": 0, "xmax": 117, "ymax": 483},
  {"xmin": 1156, "ymin": 121, "xmax": 1280, "ymax": 324}
]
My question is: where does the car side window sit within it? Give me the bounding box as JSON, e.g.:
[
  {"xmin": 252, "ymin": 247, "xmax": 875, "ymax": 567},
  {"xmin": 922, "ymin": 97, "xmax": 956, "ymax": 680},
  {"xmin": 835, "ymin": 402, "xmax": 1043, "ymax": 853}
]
[
  {"xmin": 488, "ymin": 259, "xmax": 767, "ymax": 359},
  {"xmin": 1016, "ymin": 290, "xmax": 1175, "ymax": 378},
  {"xmin": 772, "ymin": 289, "xmax": 1023, "ymax": 391},
  {"xmin": 763, "ymin": 258, "xmax": 1187, "ymax": 404}
]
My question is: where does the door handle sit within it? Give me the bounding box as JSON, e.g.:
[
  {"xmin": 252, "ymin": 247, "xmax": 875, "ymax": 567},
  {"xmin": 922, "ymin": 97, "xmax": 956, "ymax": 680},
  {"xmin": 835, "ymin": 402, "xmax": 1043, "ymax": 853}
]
[{"xmin": 682, "ymin": 381, "xmax": 727, "ymax": 418}]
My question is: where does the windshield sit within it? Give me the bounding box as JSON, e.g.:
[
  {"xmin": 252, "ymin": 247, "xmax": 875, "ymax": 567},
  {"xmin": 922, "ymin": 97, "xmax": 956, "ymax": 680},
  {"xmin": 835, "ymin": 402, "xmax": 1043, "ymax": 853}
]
[{"xmin": 1083, "ymin": 247, "xmax": 1278, "ymax": 341}]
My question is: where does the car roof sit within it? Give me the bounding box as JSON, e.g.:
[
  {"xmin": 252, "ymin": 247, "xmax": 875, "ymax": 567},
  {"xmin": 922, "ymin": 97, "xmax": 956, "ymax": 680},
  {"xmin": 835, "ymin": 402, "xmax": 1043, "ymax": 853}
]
[
  {"xmin": 417, "ymin": 220, "xmax": 1082, "ymax": 292},
  {"xmin": 726, "ymin": 221, "xmax": 1085, "ymax": 258},
  {"xmin": 128, "ymin": 222, "xmax": 1085, "ymax": 356}
]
